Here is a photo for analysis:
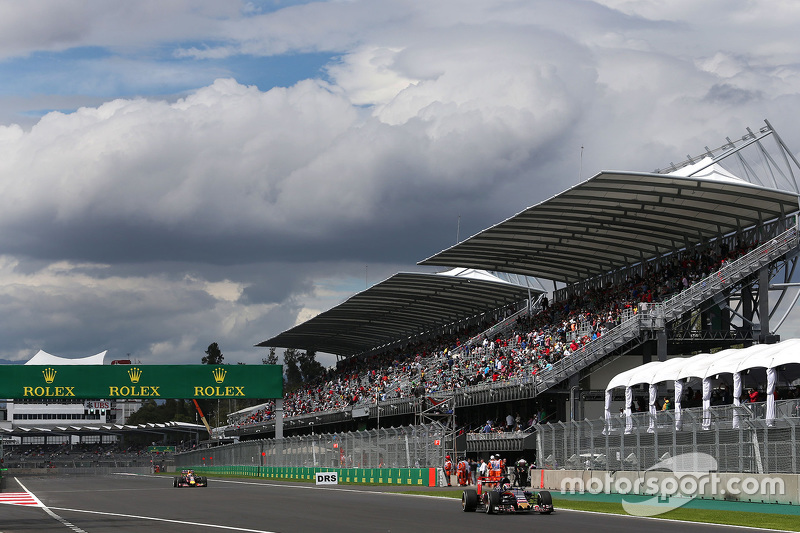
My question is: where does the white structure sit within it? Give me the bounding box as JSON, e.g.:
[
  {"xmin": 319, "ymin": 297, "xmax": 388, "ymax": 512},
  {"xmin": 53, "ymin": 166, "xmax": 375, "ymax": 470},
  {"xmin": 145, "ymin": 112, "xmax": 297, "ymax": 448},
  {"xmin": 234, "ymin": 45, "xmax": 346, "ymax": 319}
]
[
  {"xmin": 604, "ymin": 339, "xmax": 800, "ymax": 432},
  {"xmin": 6, "ymin": 351, "xmax": 142, "ymax": 439}
]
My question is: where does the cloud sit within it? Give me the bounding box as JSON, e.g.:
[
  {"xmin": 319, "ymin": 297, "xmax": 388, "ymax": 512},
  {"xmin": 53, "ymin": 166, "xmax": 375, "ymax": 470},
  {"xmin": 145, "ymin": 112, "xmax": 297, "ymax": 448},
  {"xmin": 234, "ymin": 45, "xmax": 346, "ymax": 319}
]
[
  {"xmin": 1, "ymin": 0, "xmax": 800, "ymax": 366},
  {"xmin": 0, "ymin": 1, "xmax": 238, "ymax": 59}
]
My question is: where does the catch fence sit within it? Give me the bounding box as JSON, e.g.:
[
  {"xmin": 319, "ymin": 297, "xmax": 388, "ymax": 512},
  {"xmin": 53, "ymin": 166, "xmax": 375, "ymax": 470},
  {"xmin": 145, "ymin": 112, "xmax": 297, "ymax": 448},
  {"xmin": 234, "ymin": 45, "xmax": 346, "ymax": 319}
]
[
  {"xmin": 176, "ymin": 424, "xmax": 447, "ymax": 470},
  {"xmin": 537, "ymin": 400, "xmax": 800, "ymax": 474}
]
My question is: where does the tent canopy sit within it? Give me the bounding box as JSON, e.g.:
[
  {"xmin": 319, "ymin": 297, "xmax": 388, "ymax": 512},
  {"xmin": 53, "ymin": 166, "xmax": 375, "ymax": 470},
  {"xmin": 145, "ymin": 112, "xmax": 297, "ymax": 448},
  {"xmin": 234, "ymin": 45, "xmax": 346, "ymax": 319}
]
[
  {"xmin": 26, "ymin": 350, "xmax": 107, "ymax": 366},
  {"xmin": 606, "ymin": 339, "xmax": 800, "ymax": 391}
]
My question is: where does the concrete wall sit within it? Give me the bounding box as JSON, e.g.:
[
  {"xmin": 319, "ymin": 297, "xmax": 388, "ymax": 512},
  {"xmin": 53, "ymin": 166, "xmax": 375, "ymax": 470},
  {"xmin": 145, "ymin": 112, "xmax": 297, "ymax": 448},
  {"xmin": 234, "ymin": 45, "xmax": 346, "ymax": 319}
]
[
  {"xmin": 587, "ymin": 355, "xmax": 643, "ymax": 390},
  {"xmin": 531, "ymin": 469, "xmax": 800, "ymax": 505}
]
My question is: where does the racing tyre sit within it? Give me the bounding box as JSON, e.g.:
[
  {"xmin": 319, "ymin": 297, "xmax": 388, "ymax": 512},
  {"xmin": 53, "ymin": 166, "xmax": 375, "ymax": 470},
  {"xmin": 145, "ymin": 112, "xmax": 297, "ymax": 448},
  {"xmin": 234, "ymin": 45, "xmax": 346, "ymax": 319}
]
[
  {"xmin": 462, "ymin": 489, "xmax": 478, "ymax": 512},
  {"xmin": 537, "ymin": 490, "xmax": 553, "ymax": 514},
  {"xmin": 173, "ymin": 477, "xmax": 178, "ymax": 487},
  {"xmin": 485, "ymin": 490, "xmax": 499, "ymax": 514}
]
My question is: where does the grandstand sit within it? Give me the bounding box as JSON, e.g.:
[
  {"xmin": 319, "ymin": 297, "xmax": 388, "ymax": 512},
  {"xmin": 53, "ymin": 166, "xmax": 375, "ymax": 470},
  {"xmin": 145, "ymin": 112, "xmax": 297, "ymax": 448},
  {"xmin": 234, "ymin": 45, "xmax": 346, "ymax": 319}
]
[{"xmin": 235, "ymin": 120, "xmax": 800, "ymax": 461}]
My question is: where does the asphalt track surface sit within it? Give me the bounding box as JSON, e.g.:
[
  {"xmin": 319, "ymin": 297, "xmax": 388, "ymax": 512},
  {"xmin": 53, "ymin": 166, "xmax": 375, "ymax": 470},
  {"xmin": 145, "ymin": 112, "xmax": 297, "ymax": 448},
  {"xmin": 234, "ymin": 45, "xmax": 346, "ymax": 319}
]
[{"xmin": 0, "ymin": 474, "xmax": 788, "ymax": 533}]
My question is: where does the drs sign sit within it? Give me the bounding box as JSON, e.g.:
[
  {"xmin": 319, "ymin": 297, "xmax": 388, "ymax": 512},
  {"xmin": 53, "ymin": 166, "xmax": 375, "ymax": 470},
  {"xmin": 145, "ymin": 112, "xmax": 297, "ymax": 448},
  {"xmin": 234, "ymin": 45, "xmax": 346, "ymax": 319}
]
[{"xmin": 315, "ymin": 472, "xmax": 338, "ymax": 485}]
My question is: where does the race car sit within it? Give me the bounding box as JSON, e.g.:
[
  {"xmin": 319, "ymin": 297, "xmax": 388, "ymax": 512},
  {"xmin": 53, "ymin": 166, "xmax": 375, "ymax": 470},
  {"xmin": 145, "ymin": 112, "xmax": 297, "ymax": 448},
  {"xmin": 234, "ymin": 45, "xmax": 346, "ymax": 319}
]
[
  {"xmin": 173, "ymin": 469, "xmax": 208, "ymax": 487},
  {"xmin": 461, "ymin": 479, "xmax": 552, "ymax": 514}
]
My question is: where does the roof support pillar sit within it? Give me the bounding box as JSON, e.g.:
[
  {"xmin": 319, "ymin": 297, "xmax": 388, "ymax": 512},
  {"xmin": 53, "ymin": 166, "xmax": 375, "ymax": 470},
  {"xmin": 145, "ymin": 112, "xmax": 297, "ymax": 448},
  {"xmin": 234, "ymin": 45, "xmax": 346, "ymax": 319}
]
[
  {"xmin": 568, "ymin": 373, "xmax": 579, "ymax": 422},
  {"xmin": 275, "ymin": 398, "xmax": 284, "ymax": 439},
  {"xmin": 759, "ymin": 266, "xmax": 770, "ymax": 342},
  {"xmin": 741, "ymin": 282, "xmax": 754, "ymax": 340},
  {"xmin": 657, "ymin": 330, "xmax": 667, "ymax": 362}
]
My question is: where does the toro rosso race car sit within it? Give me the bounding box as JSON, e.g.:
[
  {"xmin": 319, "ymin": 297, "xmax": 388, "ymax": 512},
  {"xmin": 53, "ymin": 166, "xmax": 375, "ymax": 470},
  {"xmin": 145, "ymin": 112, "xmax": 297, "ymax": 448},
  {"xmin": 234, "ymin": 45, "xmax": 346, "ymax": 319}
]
[
  {"xmin": 174, "ymin": 469, "xmax": 208, "ymax": 488},
  {"xmin": 462, "ymin": 478, "xmax": 553, "ymax": 514}
]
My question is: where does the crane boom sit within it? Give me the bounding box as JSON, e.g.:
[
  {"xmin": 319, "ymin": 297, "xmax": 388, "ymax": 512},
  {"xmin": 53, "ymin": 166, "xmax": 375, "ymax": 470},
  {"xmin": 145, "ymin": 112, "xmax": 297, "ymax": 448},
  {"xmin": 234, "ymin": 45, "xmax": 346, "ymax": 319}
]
[{"xmin": 192, "ymin": 399, "xmax": 214, "ymax": 439}]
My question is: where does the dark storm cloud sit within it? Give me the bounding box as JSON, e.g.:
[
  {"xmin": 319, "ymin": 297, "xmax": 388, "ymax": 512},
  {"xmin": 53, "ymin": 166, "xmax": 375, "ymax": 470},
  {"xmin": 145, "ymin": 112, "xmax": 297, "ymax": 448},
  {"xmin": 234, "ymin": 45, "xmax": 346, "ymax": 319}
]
[{"xmin": 704, "ymin": 83, "xmax": 762, "ymax": 106}]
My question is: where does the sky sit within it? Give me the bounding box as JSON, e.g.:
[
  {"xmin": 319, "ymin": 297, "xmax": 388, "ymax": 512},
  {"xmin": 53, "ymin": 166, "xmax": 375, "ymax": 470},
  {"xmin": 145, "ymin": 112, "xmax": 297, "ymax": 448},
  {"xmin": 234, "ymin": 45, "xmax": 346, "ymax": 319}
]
[{"xmin": 1, "ymin": 0, "xmax": 800, "ymax": 367}]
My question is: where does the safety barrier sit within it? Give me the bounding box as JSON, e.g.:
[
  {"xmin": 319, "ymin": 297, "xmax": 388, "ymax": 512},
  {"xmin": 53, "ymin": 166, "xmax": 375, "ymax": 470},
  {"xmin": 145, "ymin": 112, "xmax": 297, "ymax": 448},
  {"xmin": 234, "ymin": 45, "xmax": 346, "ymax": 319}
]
[
  {"xmin": 537, "ymin": 401, "xmax": 800, "ymax": 475},
  {"xmin": 530, "ymin": 468, "xmax": 800, "ymax": 505},
  {"xmin": 185, "ymin": 465, "xmax": 437, "ymax": 486}
]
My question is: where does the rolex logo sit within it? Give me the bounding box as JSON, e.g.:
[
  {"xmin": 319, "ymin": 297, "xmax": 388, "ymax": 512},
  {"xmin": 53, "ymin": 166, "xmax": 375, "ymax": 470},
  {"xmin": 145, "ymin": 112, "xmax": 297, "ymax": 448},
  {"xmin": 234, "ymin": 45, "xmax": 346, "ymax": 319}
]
[
  {"xmin": 42, "ymin": 367, "xmax": 57, "ymax": 384},
  {"xmin": 128, "ymin": 367, "xmax": 142, "ymax": 383},
  {"xmin": 212, "ymin": 367, "xmax": 227, "ymax": 383}
]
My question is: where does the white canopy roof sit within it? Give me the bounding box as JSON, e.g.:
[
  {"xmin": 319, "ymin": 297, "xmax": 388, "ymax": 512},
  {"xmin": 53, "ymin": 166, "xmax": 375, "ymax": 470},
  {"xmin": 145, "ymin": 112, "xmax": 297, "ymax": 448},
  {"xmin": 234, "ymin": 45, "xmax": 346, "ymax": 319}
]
[
  {"xmin": 675, "ymin": 349, "xmax": 742, "ymax": 380},
  {"xmin": 606, "ymin": 362, "xmax": 662, "ymax": 390},
  {"xmin": 26, "ymin": 350, "xmax": 107, "ymax": 365},
  {"xmin": 630, "ymin": 357, "xmax": 691, "ymax": 386},
  {"xmin": 669, "ymin": 158, "xmax": 746, "ymax": 184},
  {"xmin": 606, "ymin": 339, "xmax": 800, "ymax": 390}
]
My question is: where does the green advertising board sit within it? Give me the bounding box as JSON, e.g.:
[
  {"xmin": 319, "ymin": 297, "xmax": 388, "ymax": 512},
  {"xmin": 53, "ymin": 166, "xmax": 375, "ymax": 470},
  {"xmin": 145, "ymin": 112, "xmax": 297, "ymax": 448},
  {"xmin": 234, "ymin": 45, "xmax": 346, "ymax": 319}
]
[{"xmin": 0, "ymin": 365, "xmax": 283, "ymax": 399}]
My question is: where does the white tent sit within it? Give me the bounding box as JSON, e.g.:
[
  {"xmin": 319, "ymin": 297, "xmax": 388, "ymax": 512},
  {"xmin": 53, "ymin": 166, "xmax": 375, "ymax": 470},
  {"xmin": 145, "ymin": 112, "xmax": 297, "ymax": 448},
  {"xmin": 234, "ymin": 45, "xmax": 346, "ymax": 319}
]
[
  {"xmin": 604, "ymin": 339, "xmax": 800, "ymax": 431},
  {"xmin": 675, "ymin": 349, "xmax": 741, "ymax": 429},
  {"xmin": 26, "ymin": 350, "xmax": 107, "ymax": 366},
  {"xmin": 604, "ymin": 363, "xmax": 660, "ymax": 433}
]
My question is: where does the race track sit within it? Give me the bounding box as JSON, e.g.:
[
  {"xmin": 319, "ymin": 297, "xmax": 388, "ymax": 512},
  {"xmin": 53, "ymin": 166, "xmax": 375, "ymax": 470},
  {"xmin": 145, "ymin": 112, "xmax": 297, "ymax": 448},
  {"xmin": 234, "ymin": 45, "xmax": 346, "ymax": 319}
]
[{"xmin": 0, "ymin": 474, "xmax": 781, "ymax": 533}]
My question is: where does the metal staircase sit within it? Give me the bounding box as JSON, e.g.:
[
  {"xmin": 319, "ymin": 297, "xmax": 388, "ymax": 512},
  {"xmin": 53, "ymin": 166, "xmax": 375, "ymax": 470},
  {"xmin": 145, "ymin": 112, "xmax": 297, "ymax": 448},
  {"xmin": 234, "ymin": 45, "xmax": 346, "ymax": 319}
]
[{"xmin": 526, "ymin": 225, "xmax": 799, "ymax": 397}]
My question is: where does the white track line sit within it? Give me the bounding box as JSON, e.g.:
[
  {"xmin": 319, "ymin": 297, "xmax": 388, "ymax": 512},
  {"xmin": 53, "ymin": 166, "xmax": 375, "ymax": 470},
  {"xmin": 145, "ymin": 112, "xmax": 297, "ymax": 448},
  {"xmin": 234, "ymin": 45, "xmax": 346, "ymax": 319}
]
[{"xmin": 46, "ymin": 507, "xmax": 279, "ymax": 533}]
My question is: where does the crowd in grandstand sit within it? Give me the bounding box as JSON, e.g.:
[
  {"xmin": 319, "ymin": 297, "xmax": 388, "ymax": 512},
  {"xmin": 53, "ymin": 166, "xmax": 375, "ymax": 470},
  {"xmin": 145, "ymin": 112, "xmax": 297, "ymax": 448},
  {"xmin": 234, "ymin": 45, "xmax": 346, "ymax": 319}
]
[
  {"xmin": 1, "ymin": 443, "xmax": 172, "ymax": 466},
  {"xmin": 228, "ymin": 239, "xmax": 758, "ymax": 431}
]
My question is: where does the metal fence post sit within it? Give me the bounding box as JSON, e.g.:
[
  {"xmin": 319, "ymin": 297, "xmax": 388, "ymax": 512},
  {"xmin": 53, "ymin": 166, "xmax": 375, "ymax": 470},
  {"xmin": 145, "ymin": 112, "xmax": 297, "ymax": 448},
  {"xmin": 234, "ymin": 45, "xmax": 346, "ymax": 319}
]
[
  {"xmin": 653, "ymin": 413, "xmax": 659, "ymax": 469},
  {"xmin": 790, "ymin": 418, "xmax": 797, "ymax": 474},
  {"xmin": 715, "ymin": 411, "xmax": 720, "ymax": 468},
  {"xmin": 558, "ymin": 421, "xmax": 567, "ymax": 469}
]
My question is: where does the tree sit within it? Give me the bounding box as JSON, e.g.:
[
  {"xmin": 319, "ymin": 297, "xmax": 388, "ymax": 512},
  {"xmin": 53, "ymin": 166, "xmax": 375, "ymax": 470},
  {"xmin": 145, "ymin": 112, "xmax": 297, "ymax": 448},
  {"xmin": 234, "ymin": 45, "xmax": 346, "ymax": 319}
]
[
  {"xmin": 282, "ymin": 348, "xmax": 325, "ymax": 393},
  {"xmin": 126, "ymin": 399, "xmax": 194, "ymax": 425},
  {"xmin": 299, "ymin": 349, "xmax": 324, "ymax": 384},
  {"xmin": 197, "ymin": 342, "xmax": 224, "ymax": 419},
  {"xmin": 283, "ymin": 348, "xmax": 303, "ymax": 392},
  {"xmin": 202, "ymin": 342, "xmax": 224, "ymax": 365},
  {"xmin": 262, "ymin": 346, "xmax": 278, "ymax": 365}
]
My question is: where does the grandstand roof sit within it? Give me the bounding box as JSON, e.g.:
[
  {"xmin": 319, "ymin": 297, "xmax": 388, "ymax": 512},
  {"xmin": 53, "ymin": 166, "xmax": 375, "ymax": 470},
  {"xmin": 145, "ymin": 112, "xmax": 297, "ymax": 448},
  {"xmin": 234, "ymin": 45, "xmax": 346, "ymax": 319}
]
[
  {"xmin": 256, "ymin": 268, "xmax": 538, "ymax": 358},
  {"xmin": 419, "ymin": 164, "xmax": 800, "ymax": 284},
  {"xmin": 0, "ymin": 421, "xmax": 205, "ymax": 438}
]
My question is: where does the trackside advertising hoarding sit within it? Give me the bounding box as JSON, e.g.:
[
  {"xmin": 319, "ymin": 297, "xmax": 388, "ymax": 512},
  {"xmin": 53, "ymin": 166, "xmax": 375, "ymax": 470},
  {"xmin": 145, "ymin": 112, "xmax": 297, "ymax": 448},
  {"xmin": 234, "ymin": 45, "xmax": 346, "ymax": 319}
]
[{"xmin": 0, "ymin": 365, "xmax": 283, "ymax": 399}]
